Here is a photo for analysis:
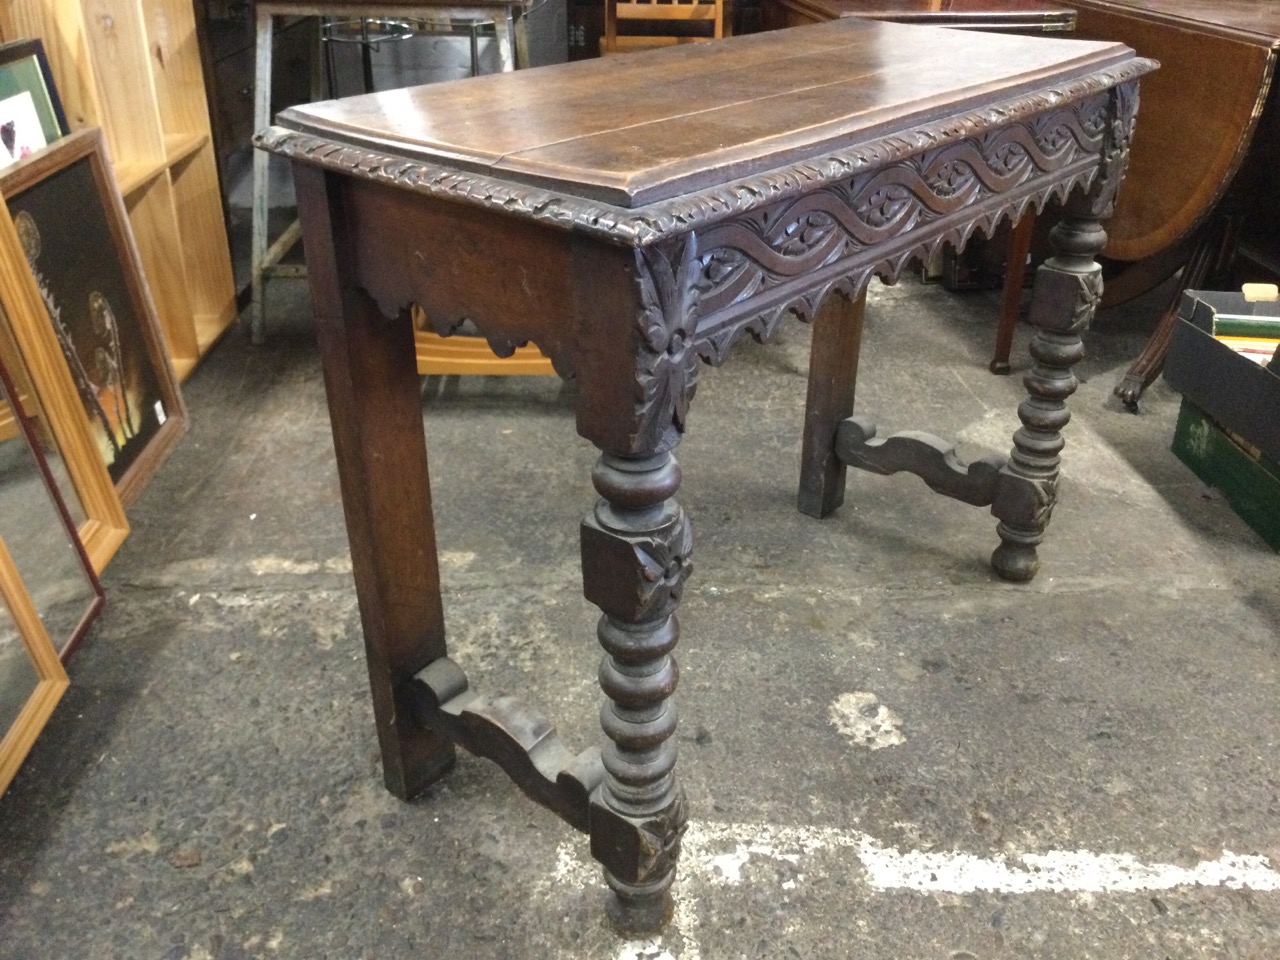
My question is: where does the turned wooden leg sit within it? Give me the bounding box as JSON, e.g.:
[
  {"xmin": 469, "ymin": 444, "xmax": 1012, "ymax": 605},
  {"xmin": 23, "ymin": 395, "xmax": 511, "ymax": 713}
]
[
  {"xmin": 799, "ymin": 288, "xmax": 866, "ymax": 518},
  {"xmin": 581, "ymin": 450, "xmax": 690, "ymax": 936},
  {"xmin": 294, "ymin": 162, "xmax": 455, "ymax": 799},
  {"xmin": 991, "ymin": 211, "xmax": 1104, "ymax": 582},
  {"xmin": 1113, "ymin": 205, "xmax": 1241, "ymax": 409},
  {"xmin": 991, "ymin": 212, "xmax": 1036, "ymax": 375}
]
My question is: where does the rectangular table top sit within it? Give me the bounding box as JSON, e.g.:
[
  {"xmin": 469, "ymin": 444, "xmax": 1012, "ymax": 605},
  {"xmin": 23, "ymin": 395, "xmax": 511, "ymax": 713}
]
[
  {"xmin": 272, "ymin": 19, "xmax": 1140, "ymax": 207},
  {"xmin": 782, "ymin": 0, "xmax": 1076, "ymax": 30}
]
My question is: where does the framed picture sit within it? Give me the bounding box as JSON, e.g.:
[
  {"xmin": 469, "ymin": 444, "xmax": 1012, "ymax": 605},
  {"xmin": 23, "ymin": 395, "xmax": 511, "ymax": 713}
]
[
  {"xmin": 0, "ymin": 525, "xmax": 69, "ymax": 797},
  {"xmin": 0, "ymin": 38, "xmax": 68, "ymax": 170},
  {"xmin": 0, "ymin": 128, "xmax": 186, "ymax": 507},
  {"xmin": 0, "ymin": 190, "xmax": 129, "ymax": 573},
  {"xmin": 0, "ymin": 352, "xmax": 104, "ymax": 661}
]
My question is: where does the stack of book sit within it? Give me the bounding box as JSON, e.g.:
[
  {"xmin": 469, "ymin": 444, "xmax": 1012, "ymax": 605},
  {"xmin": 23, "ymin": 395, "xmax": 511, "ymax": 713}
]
[
  {"xmin": 1164, "ymin": 285, "xmax": 1280, "ymax": 552},
  {"xmin": 1211, "ymin": 283, "xmax": 1280, "ymax": 371}
]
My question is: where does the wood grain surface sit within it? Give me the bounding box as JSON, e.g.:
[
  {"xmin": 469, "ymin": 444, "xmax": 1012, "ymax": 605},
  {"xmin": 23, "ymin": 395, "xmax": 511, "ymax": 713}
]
[
  {"xmin": 1069, "ymin": 0, "xmax": 1280, "ymax": 261},
  {"xmin": 276, "ymin": 19, "xmax": 1136, "ymax": 205}
]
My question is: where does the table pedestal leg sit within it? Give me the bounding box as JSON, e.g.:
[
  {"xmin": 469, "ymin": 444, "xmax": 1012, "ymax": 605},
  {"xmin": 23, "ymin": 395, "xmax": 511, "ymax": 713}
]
[
  {"xmin": 991, "ymin": 212, "xmax": 1104, "ymax": 581},
  {"xmin": 581, "ymin": 450, "xmax": 690, "ymax": 936}
]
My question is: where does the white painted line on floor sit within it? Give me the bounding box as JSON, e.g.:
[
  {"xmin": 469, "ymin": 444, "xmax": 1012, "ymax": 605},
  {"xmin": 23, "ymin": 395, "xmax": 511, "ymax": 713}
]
[
  {"xmin": 551, "ymin": 821, "xmax": 1280, "ymax": 960},
  {"xmin": 857, "ymin": 839, "xmax": 1280, "ymax": 894}
]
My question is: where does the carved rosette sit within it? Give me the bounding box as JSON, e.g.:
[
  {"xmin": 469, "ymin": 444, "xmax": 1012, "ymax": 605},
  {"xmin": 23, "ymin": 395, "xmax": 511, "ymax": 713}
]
[{"xmin": 633, "ymin": 239, "xmax": 703, "ymax": 450}]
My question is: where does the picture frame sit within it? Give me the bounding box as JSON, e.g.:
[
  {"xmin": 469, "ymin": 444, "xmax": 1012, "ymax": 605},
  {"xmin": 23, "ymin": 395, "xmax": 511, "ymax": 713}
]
[
  {"xmin": 0, "ymin": 350, "xmax": 105, "ymax": 662},
  {"xmin": 0, "ymin": 38, "xmax": 68, "ymax": 170},
  {"xmin": 0, "ymin": 127, "xmax": 187, "ymax": 507},
  {"xmin": 0, "ymin": 190, "xmax": 129, "ymax": 573},
  {"xmin": 0, "ymin": 528, "xmax": 69, "ymax": 798}
]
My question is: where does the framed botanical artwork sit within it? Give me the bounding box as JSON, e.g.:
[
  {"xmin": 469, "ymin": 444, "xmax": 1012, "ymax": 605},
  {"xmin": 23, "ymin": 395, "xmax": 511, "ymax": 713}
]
[
  {"xmin": 0, "ymin": 127, "xmax": 186, "ymax": 506},
  {"xmin": 0, "ymin": 529, "xmax": 69, "ymax": 797},
  {"xmin": 0, "ymin": 38, "xmax": 68, "ymax": 169},
  {"xmin": 0, "ymin": 191, "xmax": 128, "ymax": 573}
]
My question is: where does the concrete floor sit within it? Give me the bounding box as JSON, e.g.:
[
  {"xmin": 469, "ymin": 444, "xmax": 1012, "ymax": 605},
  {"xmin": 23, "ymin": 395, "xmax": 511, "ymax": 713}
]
[{"xmin": 2, "ymin": 272, "xmax": 1279, "ymax": 960}]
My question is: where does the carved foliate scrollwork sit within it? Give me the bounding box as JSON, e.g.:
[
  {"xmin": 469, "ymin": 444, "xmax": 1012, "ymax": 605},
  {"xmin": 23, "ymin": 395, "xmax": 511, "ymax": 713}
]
[
  {"xmin": 1084, "ymin": 80, "xmax": 1141, "ymax": 221},
  {"xmin": 614, "ymin": 95, "xmax": 1114, "ymax": 451},
  {"xmin": 608, "ymin": 87, "xmax": 1136, "ymax": 449},
  {"xmin": 692, "ymin": 97, "xmax": 1109, "ymax": 309},
  {"xmin": 617, "ymin": 96, "xmax": 1123, "ymax": 447}
]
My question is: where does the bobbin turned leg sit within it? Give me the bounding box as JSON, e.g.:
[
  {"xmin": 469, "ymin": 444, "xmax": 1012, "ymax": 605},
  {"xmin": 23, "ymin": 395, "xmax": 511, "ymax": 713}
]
[
  {"xmin": 581, "ymin": 450, "xmax": 690, "ymax": 936},
  {"xmin": 991, "ymin": 208, "xmax": 1105, "ymax": 582}
]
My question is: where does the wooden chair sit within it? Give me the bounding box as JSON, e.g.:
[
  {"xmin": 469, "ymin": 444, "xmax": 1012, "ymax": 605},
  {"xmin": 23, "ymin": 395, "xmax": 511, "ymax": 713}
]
[
  {"xmin": 602, "ymin": 0, "xmax": 727, "ymax": 54},
  {"xmin": 411, "ymin": 306, "xmax": 554, "ymax": 376}
]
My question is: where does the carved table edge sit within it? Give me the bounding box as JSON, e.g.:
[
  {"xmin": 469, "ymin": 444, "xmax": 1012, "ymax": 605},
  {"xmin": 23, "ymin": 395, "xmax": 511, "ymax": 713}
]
[{"xmin": 254, "ymin": 59, "xmax": 1155, "ymax": 247}]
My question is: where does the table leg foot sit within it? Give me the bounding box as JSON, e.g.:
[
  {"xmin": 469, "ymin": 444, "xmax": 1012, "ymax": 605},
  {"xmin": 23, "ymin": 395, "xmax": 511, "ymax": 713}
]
[
  {"xmin": 991, "ymin": 536, "xmax": 1040, "ymax": 582},
  {"xmin": 581, "ymin": 450, "xmax": 690, "ymax": 935},
  {"xmin": 1113, "ymin": 197, "xmax": 1242, "ymax": 410},
  {"xmin": 604, "ymin": 869, "xmax": 677, "ymax": 937},
  {"xmin": 1113, "ymin": 371, "xmax": 1148, "ymax": 410}
]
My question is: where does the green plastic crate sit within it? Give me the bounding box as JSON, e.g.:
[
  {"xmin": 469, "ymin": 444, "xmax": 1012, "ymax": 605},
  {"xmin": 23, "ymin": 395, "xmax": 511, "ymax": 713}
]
[{"xmin": 1172, "ymin": 399, "xmax": 1280, "ymax": 551}]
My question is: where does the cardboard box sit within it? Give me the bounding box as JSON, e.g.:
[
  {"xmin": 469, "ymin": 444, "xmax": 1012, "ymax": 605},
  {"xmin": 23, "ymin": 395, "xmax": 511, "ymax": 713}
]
[
  {"xmin": 1163, "ymin": 290, "xmax": 1280, "ymax": 463},
  {"xmin": 1171, "ymin": 399, "xmax": 1280, "ymax": 551}
]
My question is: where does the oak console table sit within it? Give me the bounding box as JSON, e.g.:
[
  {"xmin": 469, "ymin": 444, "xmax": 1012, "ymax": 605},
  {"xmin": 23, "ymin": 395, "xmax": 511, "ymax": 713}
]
[{"xmin": 258, "ymin": 21, "xmax": 1153, "ymax": 934}]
